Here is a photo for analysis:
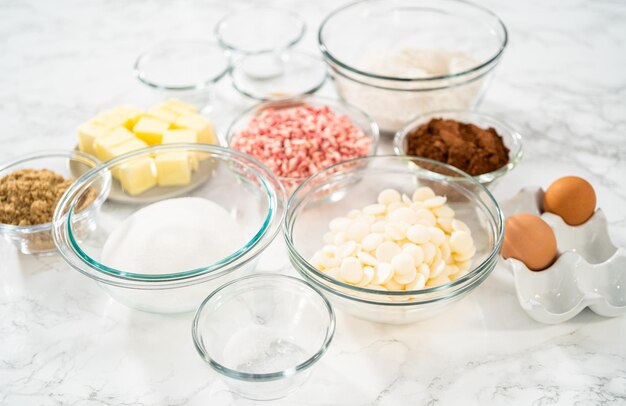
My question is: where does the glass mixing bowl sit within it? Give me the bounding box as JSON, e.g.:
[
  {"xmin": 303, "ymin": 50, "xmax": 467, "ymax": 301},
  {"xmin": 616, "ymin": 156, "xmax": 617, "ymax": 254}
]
[
  {"xmin": 393, "ymin": 110, "xmax": 523, "ymax": 187},
  {"xmin": 0, "ymin": 150, "xmax": 108, "ymax": 255},
  {"xmin": 318, "ymin": 0, "xmax": 508, "ymax": 133},
  {"xmin": 192, "ymin": 274, "xmax": 335, "ymax": 401},
  {"xmin": 134, "ymin": 40, "xmax": 230, "ymax": 114},
  {"xmin": 52, "ymin": 144, "xmax": 286, "ymax": 314},
  {"xmin": 225, "ymin": 95, "xmax": 379, "ymax": 195},
  {"xmin": 284, "ymin": 155, "xmax": 504, "ymax": 324}
]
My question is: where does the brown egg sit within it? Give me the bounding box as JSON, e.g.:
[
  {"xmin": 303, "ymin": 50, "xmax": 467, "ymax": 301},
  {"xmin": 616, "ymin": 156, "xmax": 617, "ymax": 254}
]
[
  {"xmin": 502, "ymin": 213, "xmax": 558, "ymax": 271},
  {"xmin": 543, "ymin": 176, "xmax": 596, "ymax": 226}
]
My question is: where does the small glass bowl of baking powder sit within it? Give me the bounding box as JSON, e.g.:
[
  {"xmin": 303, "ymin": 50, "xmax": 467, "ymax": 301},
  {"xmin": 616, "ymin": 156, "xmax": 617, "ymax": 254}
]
[
  {"xmin": 393, "ymin": 110, "xmax": 523, "ymax": 187},
  {"xmin": 192, "ymin": 274, "xmax": 335, "ymax": 401},
  {"xmin": 0, "ymin": 150, "xmax": 110, "ymax": 255}
]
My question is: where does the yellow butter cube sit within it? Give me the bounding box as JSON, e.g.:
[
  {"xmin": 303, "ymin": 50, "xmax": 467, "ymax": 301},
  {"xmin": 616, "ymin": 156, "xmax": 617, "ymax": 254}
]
[
  {"xmin": 145, "ymin": 107, "xmax": 178, "ymax": 124},
  {"xmin": 109, "ymin": 105, "xmax": 144, "ymax": 129},
  {"xmin": 164, "ymin": 98, "xmax": 197, "ymax": 114},
  {"xmin": 92, "ymin": 111, "xmax": 129, "ymax": 129},
  {"xmin": 133, "ymin": 116, "xmax": 170, "ymax": 145},
  {"xmin": 93, "ymin": 127, "xmax": 136, "ymax": 162},
  {"xmin": 173, "ymin": 114, "xmax": 216, "ymax": 144},
  {"xmin": 154, "ymin": 152, "xmax": 192, "ymax": 186},
  {"xmin": 77, "ymin": 121, "xmax": 113, "ymax": 156},
  {"xmin": 109, "ymin": 139, "xmax": 148, "ymax": 178},
  {"xmin": 117, "ymin": 157, "xmax": 157, "ymax": 196},
  {"xmin": 161, "ymin": 129, "xmax": 198, "ymax": 144}
]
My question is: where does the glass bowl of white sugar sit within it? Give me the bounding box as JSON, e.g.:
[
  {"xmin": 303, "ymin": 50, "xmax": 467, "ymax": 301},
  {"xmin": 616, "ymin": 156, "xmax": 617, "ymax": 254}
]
[
  {"xmin": 52, "ymin": 144, "xmax": 286, "ymax": 314},
  {"xmin": 318, "ymin": 0, "xmax": 508, "ymax": 134},
  {"xmin": 192, "ymin": 274, "xmax": 335, "ymax": 401},
  {"xmin": 284, "ymin": 155, "xmax": 504, "ymax": 324}
]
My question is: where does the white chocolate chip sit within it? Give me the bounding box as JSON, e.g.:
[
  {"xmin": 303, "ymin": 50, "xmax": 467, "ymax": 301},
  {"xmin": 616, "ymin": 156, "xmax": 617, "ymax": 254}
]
[
  {"xmin": 340, "ymin": 257, "xmax": 363, "ymax": 284},
  {"xmin": 437, "ymin": 217, "xmax": 453, "ymax": 233},
  {"xmin": 390, "ymin": 207, "xmax": 417, "ymax": 224},
  {"xmin": 402, "ymin": 243, "xmax": 424, "ymax": 265},
  {"xmin": 375, "ymin": 262, "xmax": 394, "ymax": 285},
  {"xmin": 347, "ymin": 209, "xmax": 361, "ymax": 219},
  {"xmin": 347, "ymin": 221, "xmax": 369, "ymax": 242},
  {"xmin": 384, "ymin": 278, "xmax": 404, "ymax": 291},
  {"xmin": 401, "ymin": 194, "xmax": 413, "ymax": 205},
  {"xmin": 450, "ymin": 231, "xmax": 474, "ymax": 254},
  {"xmin": 452, "ymin": 219, "xmax": 471, "ymax": 233},
  {"xmin": 418, "ymin": 263, "xmax": 431, "ymax": 279},
  {"xmin": 357, "ymin": 251, "xmax": 378, "ymax": 266},
  {"xmin": 428, "ymin": 227, "xmax": 446, "ymax": 246},
  {"xmin": 375, "ymin": 241, "xmax": 401, "ymax": 262},
  {"xmin": 453, "ymin": 246, "xmax": 476, "ymax": 262},
  {"xmin": 333, "ymin": 231, "xmax": 347, "ymax": 245},
  {"xmin": 391, "ymin": 253, "xmax": 415, "ymax": 275},
  {"xmin": 406, "ymin": 224, "xmax": 430, "ymax": 244},
  {"xmin": 371, "ymin": 221, "xmax": 386, "ymax": 233},
  {"xmin": 363, "ymin": 203, "xmax": 386, "ymax": 215},
  {"xmin": 362, "ymin": 233, "xmax": 385, "ymax": 251},
  {"xmin": 412, "ymin": 187, "xmax": 436, "ymax": 202},
  {"xmin": 384, "ymin": 222, "xmax": 406, "ymax": 240},
  {"xmin": 421, "ymin": 242, "xmax": 436, "ymax": 264},
  {"xmin": 358, "ymin": 266, "xmax": 376, "ymax": 286},
  {"xmin": 434, "ymin": 205, "xmax": 455, "ymax": 219},
  {"xmin": 378, "ymin": 189, "xmax": 401, "ymax": 205},
  {"xmin": 440, "ymin": 242, "xmax": 451, "ymax": 263},
  {"xmin": 324, "ymin": 267, "xmax": 340, "ymax": 279},
  {"xmin": 386, "ymin": 201, "xmax": 404, "ymax": 213},
  {"xmin": 424, "ymin": 196, "xmax": 447, "ymax": 208},
  {"xmin": 414, "ymin": 209, "xmax": 437, "ymax": 226},
  {"xmin": 336, "ymin": 241, "xmax": 358, "ymax": 258},
  {"xmin": 394, "ymin": 270, "xmax": 416, "ymax": 285},
  {"xmin": 445, "ymin": 265, "xmax": 459, "ymax": 277},
  {"xmin": 406, "ymin": 273, "xmax": 427, "ymax": 290},
  {"xmin": 427, "ymin": 274, "xmax": 450, "ymax": 287},
  {"xmin": 320, "ymin": 257, "xmax": 340, "ymax": 269},
  {"xmin": 430, "ymin": 259, "xmax": 446, "ymax": 278}
]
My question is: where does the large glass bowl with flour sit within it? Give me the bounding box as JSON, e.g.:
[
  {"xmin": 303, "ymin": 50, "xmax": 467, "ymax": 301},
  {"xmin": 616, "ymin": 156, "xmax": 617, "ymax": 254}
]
[
  {"xmin": 318, "ymin": 0, "xmax": 508, "ymax": 133},
  {"xmin": 52, "ymin": 144, "xmax": 286, "ymax": 314}
]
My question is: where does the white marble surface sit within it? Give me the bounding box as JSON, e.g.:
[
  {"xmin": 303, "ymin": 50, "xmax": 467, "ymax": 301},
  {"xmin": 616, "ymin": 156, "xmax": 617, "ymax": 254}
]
[{"xmin": 1, "ymin": 0, "xmax": 626, "ymax": 405}]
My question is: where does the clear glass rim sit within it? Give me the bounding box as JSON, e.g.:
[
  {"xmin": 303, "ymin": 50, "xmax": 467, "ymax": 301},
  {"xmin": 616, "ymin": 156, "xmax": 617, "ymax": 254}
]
[
  {"xmin": 393, "ymin": 109, "xmax": 524, "ymax": 184},
  {"xmin": 215, "ymin": 7, "xmax": 306, "ymax": 55},
  {"xmin": 318, "ymin": 0, "xmax": 508, "ymax": 82},
  {"xmin": 229, "ymin": 50, "xmax": 328, "ymax": 101},
  {"xmin": 224, "ymin": 95, "xmax": 380, "ymax": 182},
  {"xmin": 52, "ymin": 144, "xmax": 286, "ymax": 285},
  {"xmin": 134, "ymin": 39, "xmax": 230, "ymax": 91},
  {"xmin": 192, "ymin": 273, "xmax": 336, "ymax": 382},
  {"xmin": 283, "ymin": 154, "xmax": 504, "ymax": 301},
  {"xmin": 0, "ymin": 149, "xmax": 108, "ymax": 232}
]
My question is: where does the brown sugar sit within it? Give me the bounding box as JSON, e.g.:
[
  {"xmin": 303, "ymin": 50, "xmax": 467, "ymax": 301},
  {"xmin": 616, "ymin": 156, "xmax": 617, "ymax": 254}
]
[
  {"xmin": 404, "ymin": 118, "xmax": 510, "ymax": 176},
  {"xmin": 0, "ymin": 168, "xmax": 94, "ymax": 226}
]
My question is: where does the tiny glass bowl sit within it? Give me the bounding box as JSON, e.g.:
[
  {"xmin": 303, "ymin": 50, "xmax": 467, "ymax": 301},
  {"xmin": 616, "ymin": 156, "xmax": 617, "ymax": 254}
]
[
  {"xmin": 225, "ymin": 95, "xmax": 379, "ymax": 195},
  {"xmin": 192, "ymin": 274, "xmax": 335, "ymax": 401},
  {"xmin": 0, "ymin": 150, "xmax": 109, "ymax": 255},
  {"xmin": 393, "ymin": 110, "xmax": 523, "ymax": 188},
  {"xmin": 284, "ymin": 155, "xmax": 504, "ymax": 324},
  {"xmin": 52, "ymin": 145, "xmax": 286, "ymax": 314},
  {"xmin": 134, "ymin": 40, "xmax": 230, "ymax": 114},
  {"xmin": 230, "ymin": 50, "xmax": 327, "ymax": 101},
  {"xmin": 215, "ymin": 7, "xmax": 306, "ymax": 55}
]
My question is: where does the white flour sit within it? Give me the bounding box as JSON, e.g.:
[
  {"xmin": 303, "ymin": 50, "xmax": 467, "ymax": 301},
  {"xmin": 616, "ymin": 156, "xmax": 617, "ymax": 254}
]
[{"xmin": 101, "ymin": 197, "xmax": 245, "ymax": 275}]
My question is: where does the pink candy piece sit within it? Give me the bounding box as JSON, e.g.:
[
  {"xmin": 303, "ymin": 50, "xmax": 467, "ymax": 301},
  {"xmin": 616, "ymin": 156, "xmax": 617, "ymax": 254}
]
[{"xmin": 232, "ymin": 105, "xmax": 371, "ymax": 184}]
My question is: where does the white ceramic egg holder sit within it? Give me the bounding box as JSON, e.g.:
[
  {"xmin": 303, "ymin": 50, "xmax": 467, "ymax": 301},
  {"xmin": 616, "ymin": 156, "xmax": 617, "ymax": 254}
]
[{"xmin": 500, "ymin": 187, "xmax": 626, "ymax": 324}]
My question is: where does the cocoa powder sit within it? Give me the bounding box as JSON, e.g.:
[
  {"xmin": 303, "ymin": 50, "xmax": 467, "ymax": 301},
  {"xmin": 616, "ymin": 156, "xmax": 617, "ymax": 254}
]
[{"xmin": 404, "ymin": 118, "xmax": 510, "ymax": 176}]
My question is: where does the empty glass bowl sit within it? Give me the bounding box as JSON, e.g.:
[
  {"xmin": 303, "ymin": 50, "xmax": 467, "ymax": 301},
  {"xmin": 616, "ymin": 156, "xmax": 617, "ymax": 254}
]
[
  {"xmin": 192, "ymin": 274, "xmax": 335, "ymax": 401},
  {"xmin": 52, "ymin": 145, "xmax": 286, "ymax": 314},
  {"xmin": 284, "ymin": 155, "xmax": 504, "ymax": 324},
  {"xmin": 230, "ymin": 50, "xmax": 327, "ymax": 101},
  {"xmin": 393, "ymin": 110, "xmax": 523, "ymax": 187},
  {"xmin": 318, "ymin": 0, "xmax": 508, "ymax": 133},
  {"xmin": 0, "ymin": 150, "xmax": 108, "ymax": 255},
  {"xmin": 215, "ymin": 7, "xmax": 306, "ymax": 55},
  {"xmin": 134, "ymin": 40, "xmax": 230, "ymax": 113}
]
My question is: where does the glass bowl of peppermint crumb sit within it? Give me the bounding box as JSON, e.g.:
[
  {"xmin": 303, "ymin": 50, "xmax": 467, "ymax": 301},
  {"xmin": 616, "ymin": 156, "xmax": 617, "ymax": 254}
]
[{"xmin": 0, "ymin": 150, "xmax": 110, "ymax": 255}]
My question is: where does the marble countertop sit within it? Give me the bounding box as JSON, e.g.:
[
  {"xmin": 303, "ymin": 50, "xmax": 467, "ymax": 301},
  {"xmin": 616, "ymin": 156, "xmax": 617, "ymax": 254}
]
[{"xmin": 1, "ymin": 0, "xmax": 625, "ymax": 405}]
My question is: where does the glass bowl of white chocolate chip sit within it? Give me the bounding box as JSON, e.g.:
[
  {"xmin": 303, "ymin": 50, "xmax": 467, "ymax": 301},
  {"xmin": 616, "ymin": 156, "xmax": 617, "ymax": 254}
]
[{"xmin": 284, "ymin": 155, "xmax": 504, "ymax": 324}]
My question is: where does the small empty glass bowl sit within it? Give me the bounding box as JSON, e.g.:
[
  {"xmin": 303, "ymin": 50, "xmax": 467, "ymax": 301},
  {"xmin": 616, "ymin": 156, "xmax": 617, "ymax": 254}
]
[
  {"xmin": 393, "ymin": 110, "xmax": 523, "ymax": 187},
  {"xmin": 284, "ymin": 155, "xmax": 504, "ymax": 324},
  {"xmin": 226, "ymin": 95, "xmax": 379, "ymax": 194},
  {"xmin": 230, "ymin": 50, "xmax": 327, "ymax": 101},
  {"xmin": 215, "ymin": 7, "xmax": 306, "ymax": 55},
  {"xmin": 192, "ymin": 274, "xmax": 335, "ymax": 401},
  {"xmin": 0, "ymin": 150, "xmax": 109, "ymax": 255},
  {"xmin": 134, "ymin": 40, "xmax": 230, "ymax": 113},
  {"xmin": 52, "ymin": 145, "xmax": 286, "ymax": 314}
]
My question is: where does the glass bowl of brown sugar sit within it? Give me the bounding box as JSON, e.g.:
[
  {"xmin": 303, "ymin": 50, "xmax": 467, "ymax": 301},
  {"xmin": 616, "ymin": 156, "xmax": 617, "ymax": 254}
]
[
  {"xmin": 393, "ymin": 110, "xmax": 523, "ymax": 187},
  {"xmin": 0, "ymin": 150, "xmax": 110, "ymax": 255}
]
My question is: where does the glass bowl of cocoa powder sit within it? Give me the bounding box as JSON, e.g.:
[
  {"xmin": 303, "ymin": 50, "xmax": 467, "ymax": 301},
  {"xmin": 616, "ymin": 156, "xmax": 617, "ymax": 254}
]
[
  {"xmin": 393, "ymin": 110, "xmax": 523, "ymax": 187},
  {"xmin": 0, "ymin": 150, "xmax": 110, "ymax": 255}
]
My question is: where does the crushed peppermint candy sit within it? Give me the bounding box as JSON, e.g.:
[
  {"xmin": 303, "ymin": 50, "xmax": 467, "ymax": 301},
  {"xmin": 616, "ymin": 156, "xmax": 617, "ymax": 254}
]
[{"xmin": 231, "ymin": 104, "xmax": 371, "ymax": 189}]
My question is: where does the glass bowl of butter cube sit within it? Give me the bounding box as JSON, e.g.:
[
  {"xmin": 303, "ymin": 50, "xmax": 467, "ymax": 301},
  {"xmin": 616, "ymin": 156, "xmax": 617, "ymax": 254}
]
[
  {"xmin": 75, "ymin": 98, "xmax": 219, "ymax": 203},
  {"xmin": 52, "ymin": 144, "xmax": 286, "ymax": 314}
]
